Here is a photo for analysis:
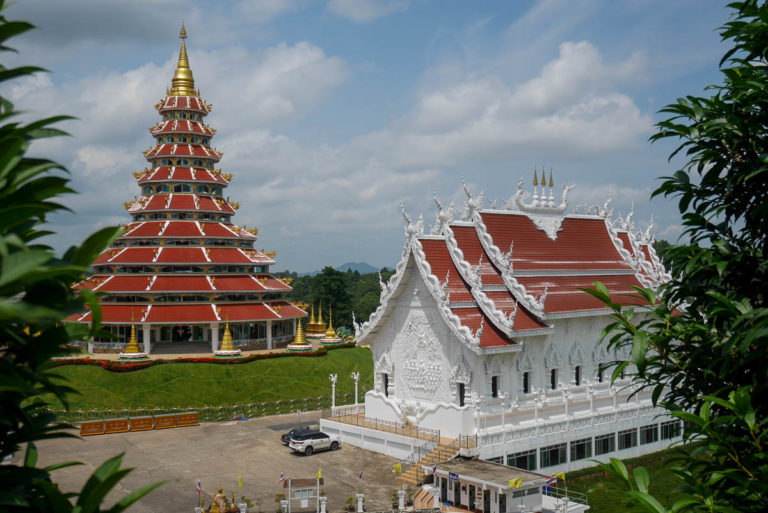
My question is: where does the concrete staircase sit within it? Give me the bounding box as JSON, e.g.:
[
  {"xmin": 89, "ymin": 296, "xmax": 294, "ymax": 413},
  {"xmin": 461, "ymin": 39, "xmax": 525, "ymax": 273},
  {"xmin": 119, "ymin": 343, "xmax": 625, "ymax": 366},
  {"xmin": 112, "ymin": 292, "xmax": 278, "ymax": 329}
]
[{"xmin": 396, "ymin": 440, "xmax": 459, "ymax": 487}]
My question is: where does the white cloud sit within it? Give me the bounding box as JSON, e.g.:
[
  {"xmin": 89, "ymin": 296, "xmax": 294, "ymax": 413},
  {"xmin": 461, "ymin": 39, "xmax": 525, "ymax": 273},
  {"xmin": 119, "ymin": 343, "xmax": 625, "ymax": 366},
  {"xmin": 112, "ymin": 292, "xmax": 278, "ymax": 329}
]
[{"xmin": 326, "ymin": 0, "xmax": 409, "ymax": 23}]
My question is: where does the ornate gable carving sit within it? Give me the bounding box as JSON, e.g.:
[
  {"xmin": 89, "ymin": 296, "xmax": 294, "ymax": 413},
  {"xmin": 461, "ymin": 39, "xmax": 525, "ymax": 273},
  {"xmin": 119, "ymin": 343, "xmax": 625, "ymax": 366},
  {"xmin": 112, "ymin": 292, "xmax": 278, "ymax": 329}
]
[
  {"xmin": 376, "ymin": 352, "xmax": 394, "ymax": 374},
  {"xmin": 544, "ymin": 342, "xmax": 563, "ymax": 369},
  {"xmin": 569, "ymin": 341, "xmax": 585, "ymax": 365},
  {"xmin": 517, "ymin": 344, "xmax": 533, "ymax": 371},
  {"xmin": 592, "ymin": 341, "xmax": 610, "ymax": 364},
  {"xmin": 484, "ymin": 355, "xmax": 502, "ymax": 376},
  {"xmin": 451, "ymin": 353, "xmax": 472, "ymax": 385}
]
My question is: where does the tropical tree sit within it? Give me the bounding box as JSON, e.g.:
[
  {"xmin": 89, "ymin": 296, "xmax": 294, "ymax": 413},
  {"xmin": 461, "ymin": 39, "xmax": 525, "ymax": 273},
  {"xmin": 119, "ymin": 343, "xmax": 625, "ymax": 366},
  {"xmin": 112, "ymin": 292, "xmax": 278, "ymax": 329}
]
[
  {"xmin": 586, "ymin": 1, "xmax": 768, "ymax": 511},
  {"xmin": 0, "ymin": 3, "xmax": 162, "ymax": 510}
]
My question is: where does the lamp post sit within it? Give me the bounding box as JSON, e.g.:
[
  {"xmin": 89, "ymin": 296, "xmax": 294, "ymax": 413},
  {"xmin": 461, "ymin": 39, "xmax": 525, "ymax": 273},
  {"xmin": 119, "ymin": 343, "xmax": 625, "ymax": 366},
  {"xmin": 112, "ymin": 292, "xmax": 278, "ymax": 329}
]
[
  {"xmin": 329, "ymin": 374, "xmax": 338, "ymax": 410},
  {"xmin": 351, "ymin": 371, "xmax": 360, "ymax": 406}
]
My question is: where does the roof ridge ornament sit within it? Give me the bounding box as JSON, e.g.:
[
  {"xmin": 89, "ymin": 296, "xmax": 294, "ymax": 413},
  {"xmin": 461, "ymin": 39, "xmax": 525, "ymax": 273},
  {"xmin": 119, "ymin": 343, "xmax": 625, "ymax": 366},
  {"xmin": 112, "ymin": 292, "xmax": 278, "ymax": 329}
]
[
  {"xmin": 461, "ymin": 179, "xmax": 483, "ymax": 221},
  {"xmin": 431, "ymin": 189, "xmax": 455, "ymax": 235}
]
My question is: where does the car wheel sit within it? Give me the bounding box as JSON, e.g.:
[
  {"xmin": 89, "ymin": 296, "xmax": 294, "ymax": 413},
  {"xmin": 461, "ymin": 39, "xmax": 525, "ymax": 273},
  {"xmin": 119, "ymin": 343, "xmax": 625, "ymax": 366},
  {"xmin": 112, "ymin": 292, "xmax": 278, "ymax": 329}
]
[
  {"xmin": 305, "ymin": 446, "xmax": 314, "ymax": 456},
  {"xmin": 330, "ymin": 441, "xmax": 339, "ymax": 450}
]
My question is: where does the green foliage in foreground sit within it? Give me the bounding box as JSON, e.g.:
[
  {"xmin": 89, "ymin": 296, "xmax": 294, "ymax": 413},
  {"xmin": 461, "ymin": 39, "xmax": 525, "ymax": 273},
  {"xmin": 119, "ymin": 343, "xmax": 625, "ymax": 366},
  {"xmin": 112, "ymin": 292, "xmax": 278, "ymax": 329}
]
[
  {"xmin": 585, "ymin": 1, "xmax": 768, "ymax": 511},
  {"xmin": 566, "ymin": 448, "xmax": 692, "ymax": 513},
  {"xmin": 0, "ymin": 3, "xmax": 165, "ymax": 510},
  {"xmin": 49, "ymin": 347, "xmax": 374, "ymax": 411}
]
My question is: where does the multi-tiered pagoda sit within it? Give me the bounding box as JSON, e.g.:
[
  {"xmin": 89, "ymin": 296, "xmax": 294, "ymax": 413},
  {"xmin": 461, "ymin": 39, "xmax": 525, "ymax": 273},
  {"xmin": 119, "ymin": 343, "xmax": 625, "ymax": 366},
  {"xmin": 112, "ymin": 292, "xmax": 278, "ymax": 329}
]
[{"xmin": 70, "ymin": 27, "xmax": 305, "ymax": 354}]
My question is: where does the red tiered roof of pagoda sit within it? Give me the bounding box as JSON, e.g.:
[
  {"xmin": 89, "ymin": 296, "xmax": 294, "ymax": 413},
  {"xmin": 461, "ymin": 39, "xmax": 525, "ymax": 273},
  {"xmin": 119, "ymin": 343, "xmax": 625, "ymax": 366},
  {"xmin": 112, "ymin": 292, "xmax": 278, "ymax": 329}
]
[{"xmin": 68, "ymin": 29, "xmax": 303, "ymax": 328}]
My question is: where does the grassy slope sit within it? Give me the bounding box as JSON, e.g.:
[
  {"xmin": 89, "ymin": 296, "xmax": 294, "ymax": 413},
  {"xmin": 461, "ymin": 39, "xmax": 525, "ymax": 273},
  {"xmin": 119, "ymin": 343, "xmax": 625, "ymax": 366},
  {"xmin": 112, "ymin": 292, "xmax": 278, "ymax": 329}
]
[
  {"xmin": 50, "ymin": 347, "xmax": 374, "ymax": 410},
  {"xmin": 565, "ymin": 447, "xmax": 688, "ymax": 513}
]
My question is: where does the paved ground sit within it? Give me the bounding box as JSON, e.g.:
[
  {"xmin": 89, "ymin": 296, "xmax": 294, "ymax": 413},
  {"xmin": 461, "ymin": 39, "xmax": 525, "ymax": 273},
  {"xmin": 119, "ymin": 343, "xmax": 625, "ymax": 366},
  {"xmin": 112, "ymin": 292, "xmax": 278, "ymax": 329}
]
[{"xmin": 18, "ymin": 410, "xmax": 402, "ymax": 512}]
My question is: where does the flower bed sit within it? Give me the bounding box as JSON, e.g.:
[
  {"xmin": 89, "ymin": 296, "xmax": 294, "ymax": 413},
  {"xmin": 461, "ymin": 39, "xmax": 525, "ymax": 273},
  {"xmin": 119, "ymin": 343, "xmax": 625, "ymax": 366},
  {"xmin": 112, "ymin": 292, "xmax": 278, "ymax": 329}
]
[{"xmin": 51, "ymin": 342, "xmax": 357, "ymax": 372}]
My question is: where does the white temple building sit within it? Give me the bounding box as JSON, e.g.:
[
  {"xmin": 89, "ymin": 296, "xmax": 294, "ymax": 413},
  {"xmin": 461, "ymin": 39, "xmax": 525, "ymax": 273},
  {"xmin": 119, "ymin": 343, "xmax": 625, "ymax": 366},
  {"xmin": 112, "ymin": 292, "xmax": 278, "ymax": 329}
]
[{"xmin": 321, "ymin": 174, "xmax": 681, "ymax": 479}]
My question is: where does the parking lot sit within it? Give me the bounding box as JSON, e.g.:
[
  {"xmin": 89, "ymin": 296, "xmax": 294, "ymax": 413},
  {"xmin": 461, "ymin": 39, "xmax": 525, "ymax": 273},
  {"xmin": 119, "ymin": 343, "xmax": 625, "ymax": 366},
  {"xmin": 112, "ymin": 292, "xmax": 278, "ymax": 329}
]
[{"xmin": 20, "ymin": 411, "xmax": 402, "ymax": 512}]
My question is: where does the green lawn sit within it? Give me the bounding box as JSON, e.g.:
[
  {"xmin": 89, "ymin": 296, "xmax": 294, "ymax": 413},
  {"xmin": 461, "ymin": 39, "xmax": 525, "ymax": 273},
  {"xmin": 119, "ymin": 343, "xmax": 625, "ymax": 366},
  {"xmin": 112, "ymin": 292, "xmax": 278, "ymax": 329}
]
[
  {"xmin": 49, "ymin": 347, "xmax": 374, "ymax": 411},
  {"xmin": 566, "ymin": 447, "xmax": 688, "ymax": 513}
]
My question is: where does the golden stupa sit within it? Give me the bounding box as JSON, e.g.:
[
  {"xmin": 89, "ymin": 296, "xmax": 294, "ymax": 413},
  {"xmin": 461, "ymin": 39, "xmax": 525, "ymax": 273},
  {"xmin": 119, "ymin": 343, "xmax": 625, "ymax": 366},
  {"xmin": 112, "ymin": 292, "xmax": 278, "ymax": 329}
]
[
  {"xmin": 287, "ymin": 318, "xmax": 312, "ymax": 351},
  {"xmin": 320, "ymin": 306, "xmax": 342, "ymax": 344},
  {"xmin": 306, "ymin": 303, "xmax": 327, "ymax": 338},
  {"xmin": 124, "ymin": 322, "xmax": 141, "ymax": 353}
]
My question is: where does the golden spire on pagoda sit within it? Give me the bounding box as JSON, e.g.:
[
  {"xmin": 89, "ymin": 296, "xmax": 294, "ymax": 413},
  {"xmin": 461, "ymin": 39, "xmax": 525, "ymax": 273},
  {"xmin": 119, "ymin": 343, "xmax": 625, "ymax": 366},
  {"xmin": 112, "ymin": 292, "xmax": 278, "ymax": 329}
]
[
  {"xmin": 291, "ymin": 318, "xmax": 307, "ymax": 346},
  {"xmin": 324, "ymin": 307, "xmax": 337, "ymax": 339},
  {"xmin": 220, "ymin": 317, "xmax": 235, "ymax": 351},
  {"xmin": 549, "ymin": 169, "xmax": 554, "ymax": 187},
  {"xmin": 309, "ymin": 304, "xmax": 316, "ymax": 324},
  {"xmin": 125, "ymin": 312, "xmax": 141, "ymax": 353},
  {"xmin": 533, "ymin": 167, "xmax": 538, "ymax": 186},
  {"xmin": 170, "ymin": 23, "xmax": 196, "ymax": 96},
  {"xmin": 317, "ymin": 303, "xmax": 324, "ymax": 325}
]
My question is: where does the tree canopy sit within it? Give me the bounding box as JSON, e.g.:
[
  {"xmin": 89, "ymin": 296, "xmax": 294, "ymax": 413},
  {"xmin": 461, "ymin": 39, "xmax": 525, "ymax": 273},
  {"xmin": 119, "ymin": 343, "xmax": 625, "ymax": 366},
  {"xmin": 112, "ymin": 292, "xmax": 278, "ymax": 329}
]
[{"xmin": 587, "ymin": 1, "xmax": 768, "ymax": 511}]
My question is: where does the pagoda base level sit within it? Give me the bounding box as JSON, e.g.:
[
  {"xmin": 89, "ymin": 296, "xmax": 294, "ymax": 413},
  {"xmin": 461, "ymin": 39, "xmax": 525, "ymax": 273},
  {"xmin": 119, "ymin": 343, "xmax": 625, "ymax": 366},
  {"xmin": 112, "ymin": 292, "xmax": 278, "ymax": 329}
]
[
  {"xmin": 286, "ymin": 344, "xmax": 313, "ymax": 352},
  {"xmin": 214, "ymin": 349, "xmax": 242, "ymax": 357},
  {"xmin": 320, "ymin": 338, "xmax": 343, "ymax": 345},
  {"xmin": 306, "ymin": 334, "xmax": 325, "ymax": 339},
  {"xmin": 118, "ymin": 352, "xmax": 149, "ymax": 360}
]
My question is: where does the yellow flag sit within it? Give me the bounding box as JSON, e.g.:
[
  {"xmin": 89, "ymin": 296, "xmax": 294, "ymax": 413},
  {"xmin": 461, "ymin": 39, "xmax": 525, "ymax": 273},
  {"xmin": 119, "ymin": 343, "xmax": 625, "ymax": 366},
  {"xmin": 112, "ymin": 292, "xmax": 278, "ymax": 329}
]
[
  {"xmin": 392, "ymin": 463, "xmax": 402, "ymax": 474},
  {"xmin": 555, "ymin": 472, "xmax": 565, "ymax": 481},
  {"xmin": 238, "ymin": 472, "xmax": 242, "ymax": 489},
  {"xmin": 316, "ymin": 468, "xmax": 322, "ymax": 479},
  {"xmin": 508, "ymin": 478, "xmax": 522, "ymax": 489}
]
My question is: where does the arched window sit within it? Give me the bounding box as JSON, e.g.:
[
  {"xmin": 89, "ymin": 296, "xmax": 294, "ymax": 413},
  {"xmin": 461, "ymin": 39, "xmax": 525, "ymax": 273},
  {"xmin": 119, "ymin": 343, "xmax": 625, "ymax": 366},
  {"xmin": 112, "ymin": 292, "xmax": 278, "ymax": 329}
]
[
  {"xmin": 173, "ymin": 183, "xmax": 192, "ymax": 193},
  {"xmin": 142, "ymin": 185, "xmax": 153, "ymax": 195},
  {"xmin": 155, "ymin": 183, "xmax": 170, "ymax": 193}
]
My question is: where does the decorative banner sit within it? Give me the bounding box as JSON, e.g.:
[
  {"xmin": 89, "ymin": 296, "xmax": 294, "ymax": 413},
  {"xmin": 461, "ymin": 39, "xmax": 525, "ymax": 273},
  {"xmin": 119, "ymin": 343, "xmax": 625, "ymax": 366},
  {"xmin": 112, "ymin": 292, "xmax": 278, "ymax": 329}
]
[
  {"xmin": 392, "ymin": 463, "xmax": 402, "ymax": 474},
  {"xmin": 509, "ymin": 478, "xmax": 522, "ymax": 489}
]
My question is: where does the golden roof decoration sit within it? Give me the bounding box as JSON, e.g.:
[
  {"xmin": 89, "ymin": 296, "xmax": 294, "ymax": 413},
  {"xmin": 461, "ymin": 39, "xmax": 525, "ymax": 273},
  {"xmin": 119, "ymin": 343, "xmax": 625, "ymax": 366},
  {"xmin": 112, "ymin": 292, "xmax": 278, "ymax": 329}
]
[
  {"xmin": 264, "ymin": 250, "xmax": 277, "ymax": 259},
  {"xmin": 549, "ymin": 169, "xmax": 554, "ymax": 187},
  {"xmin": 278, "ymin": 276, "xmax": 293, "ymax": 285},
  {"xmin": 533, "ymin": 167, "xmax": 538, "ymax": 186},
  {"xmin": 170, "ymin": 24, "xmax": 196, "ymax": 96},
  {"xmin": 272, "ymin": 304, "xmax": 282, "ymax": 315},
  {"xmin": 256, "ymin": 276, "xmax": 268, "ymax": 285},
  {"xmin": 292, "ymin": 300, "xmax": 309, "ymax": 311}
]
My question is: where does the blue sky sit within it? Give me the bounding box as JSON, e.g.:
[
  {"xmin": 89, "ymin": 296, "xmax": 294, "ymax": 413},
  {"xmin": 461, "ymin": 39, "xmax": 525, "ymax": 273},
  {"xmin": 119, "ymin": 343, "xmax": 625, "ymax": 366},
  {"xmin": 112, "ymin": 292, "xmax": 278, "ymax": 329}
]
[{"xmin": 5, "ymin": 0, "xmax": 728, "ymax": 272}]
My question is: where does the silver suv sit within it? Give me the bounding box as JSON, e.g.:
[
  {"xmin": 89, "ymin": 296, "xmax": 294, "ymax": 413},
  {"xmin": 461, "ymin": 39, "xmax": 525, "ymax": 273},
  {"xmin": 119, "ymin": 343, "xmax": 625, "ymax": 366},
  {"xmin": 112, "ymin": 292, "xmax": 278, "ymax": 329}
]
[{"xmin": 289, "ymin": 430, "xmax": 341, "ymax": 455}]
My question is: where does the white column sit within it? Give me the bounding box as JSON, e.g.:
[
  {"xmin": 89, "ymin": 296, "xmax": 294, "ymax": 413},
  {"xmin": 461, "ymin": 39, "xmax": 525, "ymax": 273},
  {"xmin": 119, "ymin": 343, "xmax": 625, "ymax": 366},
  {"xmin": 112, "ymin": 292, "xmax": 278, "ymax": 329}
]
[
  {"xmin": 352, "ymin": 372, "xmax": 360, "ymax": 406},
  {"xmin": 142, "ymin": 324, "xmax": 151, "ymax": 354},
  {"xmin": 267, "ymin": 319, "xmax": 273, "ymax": 349},
  {"xmin": 319, "ymin": 496, "xmax": 327, "ymax": 513},
  {"xmin": 397, "ymin": 490, "xmax": 406, "ymax": 511},
  {"xmin": 356, "ymin": 493, "xmax": 365, "ymax": 513},
  {"xmin": 329, "ymin": 374, "xmax": 338, "ymax": 410},
  {"xmin": 211, "ymin": 323, "xmax": 219, "ymax": 352}
]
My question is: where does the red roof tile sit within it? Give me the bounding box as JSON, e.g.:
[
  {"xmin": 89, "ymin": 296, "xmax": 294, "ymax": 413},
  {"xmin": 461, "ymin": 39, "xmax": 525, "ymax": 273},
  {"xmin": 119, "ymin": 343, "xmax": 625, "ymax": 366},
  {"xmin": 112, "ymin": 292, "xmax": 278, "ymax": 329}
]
[
  {"xmin": 162, "ymin": 221, "xmax": 202, "ymax": 237},
  {"xmin": 451, "ymin": 226, "xmax": 504, "ymax": 285},
  {"xmin": 151, "ymin": 276, "xmax": 212, "ymax": 292},
  {"xmin": 419, "ymin": 239, "xmax": 474, "ymax": 302},
  {"xmin": 145, "ymin": 304, "xmax": 217, "ymax": 323},
  {"xmin": 516, "ymin": 274, "xmax": 645, "ymax": 313},
  {"xmin": 480, "ymin": 213, "xmax": 632, "ymax": 271},
  {"xmin": 155, "ymin": 247, "xmax": 207, "ymax": 263}
]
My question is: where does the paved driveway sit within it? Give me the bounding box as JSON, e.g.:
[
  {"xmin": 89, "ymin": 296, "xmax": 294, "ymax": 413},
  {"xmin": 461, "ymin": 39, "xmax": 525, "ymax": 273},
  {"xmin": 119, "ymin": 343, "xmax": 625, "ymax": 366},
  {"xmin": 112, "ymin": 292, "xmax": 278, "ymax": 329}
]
[{"xmin": 22, "ymin": 411, "xmax": 402, "ymax": 512}]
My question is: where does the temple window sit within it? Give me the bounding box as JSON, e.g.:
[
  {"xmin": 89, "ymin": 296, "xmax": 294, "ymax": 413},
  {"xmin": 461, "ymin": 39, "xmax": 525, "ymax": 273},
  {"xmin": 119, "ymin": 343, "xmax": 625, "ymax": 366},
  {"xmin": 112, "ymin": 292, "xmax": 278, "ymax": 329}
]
[
  {"xmin": 574, "ymin": 365, "xmax": 582, "ymax": 386},
  {"xmin": 597, "ymin": 367, "xmax": 604, "ymax": 383},
  {"xmin": 133, "ymin": 214, "xmax": 145, "ymax": 221},
  {"xmin": 176, "ymin": 158, "xmax": 189, "ymax": 166},
  {"xmin": 192, "ymin": 137, "xmax": 200, "ymax": 144},
  {"xmin": 162, "ymin": 159, "xmax": 172, "ymax": 166},
  {"xmin": 156, "ymin": 183, "xmax": 170, "ymax": 193},
  {"xmin": 157, "ymin": 137, "xmax": 162, "ymax": 144},
  {"xmin": 179, "ymin": 135, "xmax": 188, "ymax": 143},
  {"xmin": 193, "ymin": 159, "xmax": 203, "ymax": 166},
  {"xmin": 173, "ymin": 183, "xmax": 192, "ymax": 193},
  {"xmin": 383, "ymin": 373, "xmax": 389, "ymax": 397},
  {"xmin": 522, "ymin": 371, "xmax": 531, "ymax": 394},
  {"xmin": 214, "ymin": 186, "xmax": 223, "ymax": 195},
  {"xmin": 202, "ymin": 137, "xmax": 209, "ymax": 145},
  {"xmin": 195, "ymin": 184, "xmax": 210, "ymax": 194},
  {"xmin": 550, "ymin": 368, "xmax": 558, "ymax": 390},
  {"xmin": 179, "ymin": 111, "xmax": 187, "ymax": 119},
  {"xmin": 458, "ymin": 383, "xmax": 466, "ymax": 407},
  {"xmin": 162, "ymin": 113, "xmax": 169, "ymax": 120},
  {"xmin": 491, "ymin": 375, "xmax": 499, "ymax": 398},
  {"xmin": 142, "ymin": 185, "xmax": 153, "ymax": 195},
  {"xmin": 219, "ymin": 214, "xmax": 231, "ymax": 222},
  {"xmin": 165, "ymin": 136, "xmax": 173, "ymax": 143}
]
